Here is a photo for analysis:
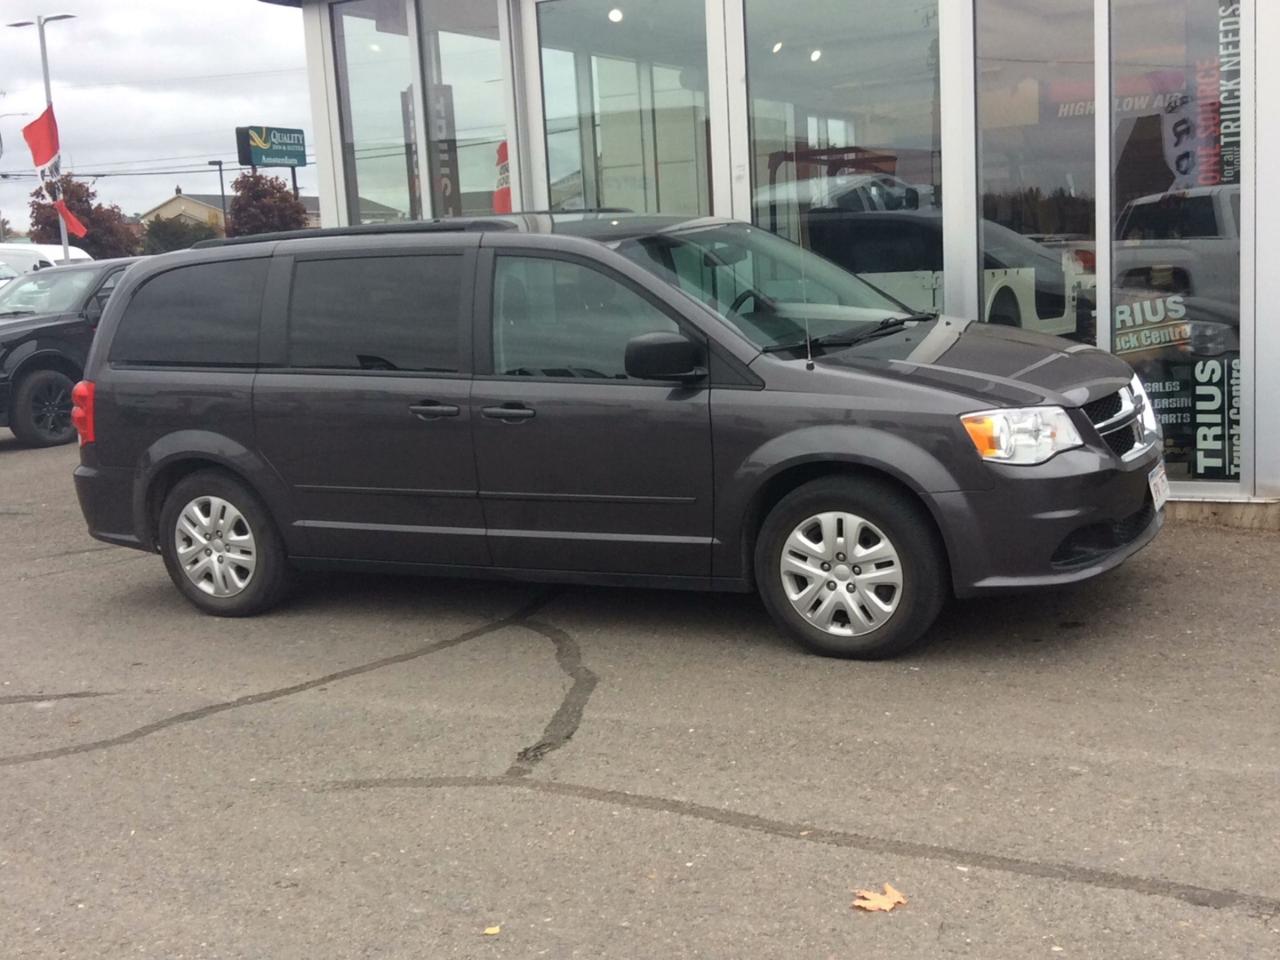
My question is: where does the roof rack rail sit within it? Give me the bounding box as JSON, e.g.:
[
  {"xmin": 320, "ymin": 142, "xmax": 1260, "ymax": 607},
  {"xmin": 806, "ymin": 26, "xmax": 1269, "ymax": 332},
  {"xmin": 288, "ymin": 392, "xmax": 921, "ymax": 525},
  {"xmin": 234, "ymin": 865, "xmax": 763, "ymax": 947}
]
[{"xmin": 191, "ymin": 209, "xmax": 637, "ymax": 249}]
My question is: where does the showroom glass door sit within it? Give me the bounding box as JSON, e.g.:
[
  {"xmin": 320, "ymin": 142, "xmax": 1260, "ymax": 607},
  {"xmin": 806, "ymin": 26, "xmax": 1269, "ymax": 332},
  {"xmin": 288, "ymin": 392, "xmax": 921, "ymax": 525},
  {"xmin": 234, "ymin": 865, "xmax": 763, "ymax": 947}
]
[
  {"xmin": 1109, "ymin": 0, "xmax": 1253, "ymax": 490},
  {"xmin": 523, "ymin": 0, "xmax": 715, "ymax": 214}
]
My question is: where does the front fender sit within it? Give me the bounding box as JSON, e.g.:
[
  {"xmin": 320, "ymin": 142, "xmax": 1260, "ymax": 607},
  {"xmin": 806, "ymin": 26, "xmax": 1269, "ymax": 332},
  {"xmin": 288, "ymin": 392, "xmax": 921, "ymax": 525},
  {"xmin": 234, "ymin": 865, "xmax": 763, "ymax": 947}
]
[
  {"xmin": 132, "ymin": 430, "xmax": 308, "ymax": 555},
  {"xmin": 713, "ymin": 423, "xmax": 986, "ymax": 582}
]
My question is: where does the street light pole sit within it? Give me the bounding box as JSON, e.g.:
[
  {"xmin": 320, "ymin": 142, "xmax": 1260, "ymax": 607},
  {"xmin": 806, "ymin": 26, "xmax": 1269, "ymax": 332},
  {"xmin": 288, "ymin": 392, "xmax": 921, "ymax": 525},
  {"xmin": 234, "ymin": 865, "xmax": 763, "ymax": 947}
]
[
  {"xmin": 207, "ymin": 160, "xmax": 228, "ymax": 234},
  {"xmin": 7, "ymin": 14, "xmax": 76, "ymax": 262}
]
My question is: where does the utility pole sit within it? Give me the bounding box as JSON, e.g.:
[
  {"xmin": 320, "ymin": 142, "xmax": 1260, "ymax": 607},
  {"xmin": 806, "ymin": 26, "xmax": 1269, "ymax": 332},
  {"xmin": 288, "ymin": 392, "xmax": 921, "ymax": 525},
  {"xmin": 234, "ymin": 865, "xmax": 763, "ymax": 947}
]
[
  {"xmin": 207, "ymin": 159, "xmax": 228, "ymax": 234},
  {"xmin": 7, "ymin": 14, "xmax": 76, "ymax": 261}
]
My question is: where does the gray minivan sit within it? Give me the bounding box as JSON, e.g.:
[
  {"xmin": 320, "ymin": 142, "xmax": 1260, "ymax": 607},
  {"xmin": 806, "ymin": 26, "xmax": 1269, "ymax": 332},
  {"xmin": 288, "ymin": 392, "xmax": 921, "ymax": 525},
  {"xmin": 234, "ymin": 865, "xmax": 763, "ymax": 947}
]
[{"xmin": 71, "ymin": 215, "xmax": 1166, "ymax": 658}]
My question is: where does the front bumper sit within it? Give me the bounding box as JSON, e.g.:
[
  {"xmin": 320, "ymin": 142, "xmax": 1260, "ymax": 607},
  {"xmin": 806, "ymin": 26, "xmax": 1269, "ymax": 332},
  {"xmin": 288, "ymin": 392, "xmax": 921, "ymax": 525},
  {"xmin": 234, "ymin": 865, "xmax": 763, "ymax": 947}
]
[{"xmin": 936, "ymin": 440, "xmax": 1165, "ymax": 597}]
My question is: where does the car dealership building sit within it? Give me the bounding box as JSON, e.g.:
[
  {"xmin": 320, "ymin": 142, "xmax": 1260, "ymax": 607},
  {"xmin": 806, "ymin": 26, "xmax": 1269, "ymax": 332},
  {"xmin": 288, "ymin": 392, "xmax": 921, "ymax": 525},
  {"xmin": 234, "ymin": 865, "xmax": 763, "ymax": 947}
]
[{"xmin": 266, "ymin": 0, "xmax": 1277, "ymax": 505}]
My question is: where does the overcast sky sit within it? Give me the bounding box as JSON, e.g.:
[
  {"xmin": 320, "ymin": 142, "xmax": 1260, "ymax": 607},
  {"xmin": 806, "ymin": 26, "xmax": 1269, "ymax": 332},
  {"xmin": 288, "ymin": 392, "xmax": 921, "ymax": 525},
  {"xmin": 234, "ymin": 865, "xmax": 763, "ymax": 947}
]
[{"xmin": 0, "ymin": 0, "xmax": 311, "ymax": 229}]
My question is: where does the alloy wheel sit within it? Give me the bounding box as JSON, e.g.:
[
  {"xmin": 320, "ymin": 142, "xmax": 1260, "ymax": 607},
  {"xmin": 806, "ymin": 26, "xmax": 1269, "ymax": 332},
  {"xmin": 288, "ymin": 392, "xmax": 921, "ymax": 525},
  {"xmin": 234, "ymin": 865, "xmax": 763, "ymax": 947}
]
[{"xmin": 30, "ymin": 378, "xmax": 72, "ymax": 439}]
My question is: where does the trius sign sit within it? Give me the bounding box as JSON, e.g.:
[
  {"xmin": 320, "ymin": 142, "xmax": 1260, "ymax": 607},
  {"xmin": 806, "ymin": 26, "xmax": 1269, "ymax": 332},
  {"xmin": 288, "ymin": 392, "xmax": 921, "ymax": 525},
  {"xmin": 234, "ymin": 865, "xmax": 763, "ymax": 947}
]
[{"xmin": 235, "ymin": 126, "xmax": 307, "ymax": 168}]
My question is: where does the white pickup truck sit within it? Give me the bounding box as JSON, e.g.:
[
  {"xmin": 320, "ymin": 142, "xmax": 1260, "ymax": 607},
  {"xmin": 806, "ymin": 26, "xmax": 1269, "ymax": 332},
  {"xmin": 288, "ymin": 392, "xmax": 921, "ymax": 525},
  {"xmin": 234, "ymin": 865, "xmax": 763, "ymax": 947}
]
[{"xmin": 1113, "ymin": 185, "xmax": 1240, "ymax": 306}]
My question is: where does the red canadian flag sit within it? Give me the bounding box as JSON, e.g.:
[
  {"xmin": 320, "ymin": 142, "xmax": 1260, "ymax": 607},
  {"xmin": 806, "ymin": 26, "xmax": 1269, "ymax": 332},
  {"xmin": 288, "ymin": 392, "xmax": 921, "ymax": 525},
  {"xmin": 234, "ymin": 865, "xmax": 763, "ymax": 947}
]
[{"xmin": 22, "ymin": 105, "xmax": 88, "ymax": 238}]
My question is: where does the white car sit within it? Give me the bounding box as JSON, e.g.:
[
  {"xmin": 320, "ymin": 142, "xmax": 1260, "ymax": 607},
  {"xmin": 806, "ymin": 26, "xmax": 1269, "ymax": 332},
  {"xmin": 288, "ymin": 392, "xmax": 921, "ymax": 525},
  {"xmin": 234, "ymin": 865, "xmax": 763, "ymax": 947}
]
[
  {"xmin": 0, "ymin": 261, "xmax": 18, "ymax": 288},
  {"xmin": 32, "ymin": 242, "xmax": 93, "ymax": 265},
  {"xmin": 802, "ymin": 210, "xmax": 1094, "ymax": 340},
  {"xmin": 0, "ymin": 244, "xmax": 57, "ymax": 274}
]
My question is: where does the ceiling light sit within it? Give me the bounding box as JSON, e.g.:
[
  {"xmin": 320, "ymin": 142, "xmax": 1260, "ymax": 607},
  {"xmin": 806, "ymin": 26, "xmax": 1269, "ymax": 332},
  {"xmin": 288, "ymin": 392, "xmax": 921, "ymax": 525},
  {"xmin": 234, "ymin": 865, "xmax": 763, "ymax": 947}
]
[
  {"xmin": 771, "ymin": 41, "xmax": 783, "ymax": 53},
  {"xmin": 810, "ymin": 49, "xmax": 822, "ymax": 62},
  {"xmin": 608, "ymin": 8, "xmax": 623, "ymax": 23}
]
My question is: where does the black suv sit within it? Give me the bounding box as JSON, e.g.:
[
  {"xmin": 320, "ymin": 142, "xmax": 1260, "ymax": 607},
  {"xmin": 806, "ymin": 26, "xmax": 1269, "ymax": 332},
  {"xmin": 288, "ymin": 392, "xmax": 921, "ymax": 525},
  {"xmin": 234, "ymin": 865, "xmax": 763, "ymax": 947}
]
[
  {"xmin": 72, "ymin": 216, "xmax": 1165, "ymax": 658},
  {"xmin": 0, "ymin": 258, "xmax": 138, "ymax": 446}
]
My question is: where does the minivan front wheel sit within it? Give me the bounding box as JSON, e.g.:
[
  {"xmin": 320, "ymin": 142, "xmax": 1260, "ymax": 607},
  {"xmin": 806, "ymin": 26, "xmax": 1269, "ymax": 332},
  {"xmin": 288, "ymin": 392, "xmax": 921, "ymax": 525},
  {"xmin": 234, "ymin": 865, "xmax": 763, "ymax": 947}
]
[
  {"xmin": 158, "ymin": 470, "xmax": 290, "ymax": 617},
  {"xmin": 755, "ymin": 478, "xmax": 946, "ymax": 659}
]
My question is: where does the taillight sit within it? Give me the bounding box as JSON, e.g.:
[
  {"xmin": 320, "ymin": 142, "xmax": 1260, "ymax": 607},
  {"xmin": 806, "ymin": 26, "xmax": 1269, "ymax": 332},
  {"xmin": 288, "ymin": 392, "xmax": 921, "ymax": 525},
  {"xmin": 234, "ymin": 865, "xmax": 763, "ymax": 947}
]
[
  {"xmin": 71, "ymin": 380, "xmax": 95, "ymax": 446},
  {"xmin": 1072, "ymin": 249, "xmax": 1097, "ymax": 274}
]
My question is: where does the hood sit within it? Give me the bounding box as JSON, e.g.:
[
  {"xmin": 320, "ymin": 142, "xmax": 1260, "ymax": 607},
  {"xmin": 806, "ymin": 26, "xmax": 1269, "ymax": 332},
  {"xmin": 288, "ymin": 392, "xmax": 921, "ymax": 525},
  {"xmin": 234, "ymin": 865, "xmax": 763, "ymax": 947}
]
[
  {"xmin": 817, "ymin": 316, "xmax": 1133, "ymax": 408},
  {"xmin": 0, "ymin": 311, "xmax": 78, "ymax": 342}
]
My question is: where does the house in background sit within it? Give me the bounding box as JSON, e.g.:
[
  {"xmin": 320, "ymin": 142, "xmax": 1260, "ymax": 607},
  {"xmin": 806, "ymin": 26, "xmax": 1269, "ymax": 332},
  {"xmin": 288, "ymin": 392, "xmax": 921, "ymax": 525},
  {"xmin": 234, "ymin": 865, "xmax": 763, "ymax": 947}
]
[{"xmin": 139, "ymin": 186, "xmax": 402, "ymax": 236}]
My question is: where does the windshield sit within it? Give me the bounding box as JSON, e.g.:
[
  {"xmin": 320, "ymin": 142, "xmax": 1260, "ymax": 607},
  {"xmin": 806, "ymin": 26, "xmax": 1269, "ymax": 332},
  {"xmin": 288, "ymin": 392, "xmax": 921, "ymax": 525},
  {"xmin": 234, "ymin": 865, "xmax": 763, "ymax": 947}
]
[
  {"xmin": 0, "ymin": 269, "xmax": 97, "ymax": 317},
  {"xmin": 613, "ymin": 222, "xmax": 911, "ymax": 350},
  {"xmin": 1119, "ymin": 194, "xmax": 1220, "ymax": 240}
]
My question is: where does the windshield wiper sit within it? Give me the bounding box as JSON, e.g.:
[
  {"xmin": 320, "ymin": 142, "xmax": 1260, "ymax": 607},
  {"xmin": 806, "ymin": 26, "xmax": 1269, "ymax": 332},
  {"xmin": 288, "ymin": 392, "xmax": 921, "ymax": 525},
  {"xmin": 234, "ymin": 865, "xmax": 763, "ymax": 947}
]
[
  {"xmin": 0, "ymin": 309, "xmax": 36, "ymax": 318},
  {"xmin": 760, "ymin": 312, "xmax": 937, "ymax": 355}
]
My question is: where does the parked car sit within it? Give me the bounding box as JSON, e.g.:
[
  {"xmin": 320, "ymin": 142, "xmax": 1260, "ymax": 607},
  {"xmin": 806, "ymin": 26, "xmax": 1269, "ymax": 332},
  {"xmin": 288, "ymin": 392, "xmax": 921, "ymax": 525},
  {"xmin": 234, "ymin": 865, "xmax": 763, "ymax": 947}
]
[
  {"xmin": 71, "ymin": 216, "xmax": 1165, "ymax": 658},
  {"xmin": 0, "ymin": 258, "xmax": 138, "ymax": 446},
  {"xmin": 1113, "ymin": 185, "xmax": 1240, "ymax": 305},
  {"xmin": 802, "ymin": 209, "xmax": 1095, "ymax": 340},
  {"xmin": 0, "ymin": 243, "xmax": 57, "ymax": 274},
  {"xmin": 32, "ymin": 242, "xmax": 94, "ymax": 265}
]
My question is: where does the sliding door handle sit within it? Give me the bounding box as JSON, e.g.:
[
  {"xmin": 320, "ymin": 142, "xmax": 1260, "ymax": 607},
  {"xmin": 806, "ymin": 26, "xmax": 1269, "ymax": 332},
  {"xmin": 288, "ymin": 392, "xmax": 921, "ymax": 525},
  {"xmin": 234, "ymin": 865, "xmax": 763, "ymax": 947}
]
[
  {"xmin": 409, "ymin": 401, "xmax": 461, "ymax": 421},
  {"xmin": 481, "ymin": 403, "xmax": 536, "ymax": 422}
]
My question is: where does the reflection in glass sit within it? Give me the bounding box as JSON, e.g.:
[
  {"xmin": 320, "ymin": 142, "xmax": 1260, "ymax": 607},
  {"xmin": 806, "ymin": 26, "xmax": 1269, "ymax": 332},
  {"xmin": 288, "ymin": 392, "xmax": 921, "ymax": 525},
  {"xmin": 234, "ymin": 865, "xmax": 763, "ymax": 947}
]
[
  {"xmin": 419, "ymin": 3, "xmax": 513, "ymax": 215},
  {"xmin": 537, "ymin": 0, "xmax": 711, "ymax": 214},
  {"xmin": 744, "ymin": 0, "xmax": 942, "ymax": 314},
  {"xmin": 976, "ymin": 0, "xmax": 1095, "ymax": 340},
  {"xmin": 1112, "ymin": 0, "xmax": 1244, "ymax": 481},
  {"xmin": 331, "ymin": 0, "xmax": 418, "ymax": 222}
]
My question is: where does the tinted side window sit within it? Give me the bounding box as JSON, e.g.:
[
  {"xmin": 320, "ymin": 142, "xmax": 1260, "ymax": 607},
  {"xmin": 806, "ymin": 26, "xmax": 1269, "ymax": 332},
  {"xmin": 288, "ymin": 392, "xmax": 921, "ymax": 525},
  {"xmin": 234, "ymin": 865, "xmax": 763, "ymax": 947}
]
[
  {"xmin": 110, "ymin": 259, "xmax": 267, "ymax": 367},
  {"xmin": 492, "ymin": 256, "xmax": 678, "ymax": 380},
  {"xmin": 288, "ymin": 255, "xmax": 461, "ymax": 372}
]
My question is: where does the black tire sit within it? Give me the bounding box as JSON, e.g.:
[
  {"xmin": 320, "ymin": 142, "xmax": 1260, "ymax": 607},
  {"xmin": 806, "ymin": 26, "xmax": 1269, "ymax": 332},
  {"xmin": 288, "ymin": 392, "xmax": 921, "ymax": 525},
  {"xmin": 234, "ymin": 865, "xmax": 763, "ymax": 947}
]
[
  {"xmin": 754, "ymin": 477, "xmax": 947, "ymax": 659},
  {"xmin": 10, "ymin": 369, "xmax": 77, "ymax": 447},
  {"xmin": 987, "ymin": 287, "xmax": 1021, "ymax": 327},
  {"xmin": 158, "ymin": 469, "xmax": 291, "ymax": 617}
]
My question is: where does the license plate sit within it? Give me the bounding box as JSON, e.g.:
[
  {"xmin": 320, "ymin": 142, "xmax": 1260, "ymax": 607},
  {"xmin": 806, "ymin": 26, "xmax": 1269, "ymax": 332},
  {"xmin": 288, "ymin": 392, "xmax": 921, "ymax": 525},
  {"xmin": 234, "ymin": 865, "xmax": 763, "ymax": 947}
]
[{"xmin": 1148, "ymin": 463, "xmax": 1170, "ymax": 512}]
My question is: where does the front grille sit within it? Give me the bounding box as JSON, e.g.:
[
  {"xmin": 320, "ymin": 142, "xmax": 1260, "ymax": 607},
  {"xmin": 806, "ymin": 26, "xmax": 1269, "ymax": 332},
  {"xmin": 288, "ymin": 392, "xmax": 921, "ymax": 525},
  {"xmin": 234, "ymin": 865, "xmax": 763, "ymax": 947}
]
[
  {"xmin": 1050, "ymin": 497, "xmax": 1157, "ymax": 569},
  {"xmin": 1103, "ymin": 423, "xmax": 1139, "ymax": 458},
  {"xmin": 1083, "ymin": 391, "xmax": 1123, "ymax": 425}
]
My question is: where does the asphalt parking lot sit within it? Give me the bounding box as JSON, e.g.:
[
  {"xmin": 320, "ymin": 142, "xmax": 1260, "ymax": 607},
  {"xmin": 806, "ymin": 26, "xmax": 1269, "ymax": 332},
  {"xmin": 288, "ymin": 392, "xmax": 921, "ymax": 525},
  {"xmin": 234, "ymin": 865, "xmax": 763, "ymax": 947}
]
[{"xmin": 2, "ymin": 438, "xmax": 1279, "ymax": 959}]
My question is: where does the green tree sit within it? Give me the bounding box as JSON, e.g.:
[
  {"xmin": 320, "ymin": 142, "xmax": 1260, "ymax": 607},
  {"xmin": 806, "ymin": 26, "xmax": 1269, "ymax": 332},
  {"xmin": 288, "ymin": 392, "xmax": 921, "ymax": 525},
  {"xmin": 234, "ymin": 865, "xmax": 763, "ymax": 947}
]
[
  {"xmin": 226, "ymin": 172, "xmax": 308, "ymax": 237},
  {"xmin": 0, "ymin": 216, "xmax": 11, "ymax": 241},
  {"xmin": 142, "ymin": 215, "xmax": 217, "ymax": 254},
  {"xmin": 28, "ymin": 176, "xmax": 139, "ymax": 259}
]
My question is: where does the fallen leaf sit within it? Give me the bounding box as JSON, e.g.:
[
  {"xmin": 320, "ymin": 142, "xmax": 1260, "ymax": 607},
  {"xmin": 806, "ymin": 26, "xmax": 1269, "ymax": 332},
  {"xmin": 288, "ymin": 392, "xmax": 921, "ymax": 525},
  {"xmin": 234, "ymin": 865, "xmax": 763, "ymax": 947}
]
[
  {"xmin": 483, "ymin": 926, "xmax": 501, "ymax": 936},
  {"xmin": 852, "ymin": 883, "xmax": 907, "ymax": 913}
]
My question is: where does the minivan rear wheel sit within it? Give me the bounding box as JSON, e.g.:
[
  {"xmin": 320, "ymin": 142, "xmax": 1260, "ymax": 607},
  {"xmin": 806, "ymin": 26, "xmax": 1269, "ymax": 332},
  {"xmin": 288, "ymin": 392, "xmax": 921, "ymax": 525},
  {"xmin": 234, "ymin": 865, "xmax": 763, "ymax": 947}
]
[
  {"xmin": 158, "ymin": 470, "xmax": 290, "ymax": 617},
  {"xmin": 755, "ymin": 477, "xmax": 946, "ymax": 659}
]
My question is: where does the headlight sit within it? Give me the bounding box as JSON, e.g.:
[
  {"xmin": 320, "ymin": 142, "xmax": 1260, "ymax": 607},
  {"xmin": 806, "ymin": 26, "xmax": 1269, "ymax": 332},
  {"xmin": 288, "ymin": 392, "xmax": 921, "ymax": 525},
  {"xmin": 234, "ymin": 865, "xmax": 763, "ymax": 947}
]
[
  {"xmin": 1129, "ymin": 374, "xmax": 1161, "ymax": 437},
  {"xmin": 961, "ymin": 406, "xmax": 1083, "ymax": 465}
]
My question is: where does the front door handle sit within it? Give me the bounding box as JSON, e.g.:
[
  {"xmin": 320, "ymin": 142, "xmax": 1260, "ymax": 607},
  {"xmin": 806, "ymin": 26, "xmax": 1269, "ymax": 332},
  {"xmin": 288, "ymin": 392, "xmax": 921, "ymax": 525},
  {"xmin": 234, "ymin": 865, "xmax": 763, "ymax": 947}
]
[
  {"xmin": 409, "ymin": 401, "xmax": 461, "ymax": 421},
  {"xmin": 481, "ymin": 403, "xmax": 536, "ymax": 422}
]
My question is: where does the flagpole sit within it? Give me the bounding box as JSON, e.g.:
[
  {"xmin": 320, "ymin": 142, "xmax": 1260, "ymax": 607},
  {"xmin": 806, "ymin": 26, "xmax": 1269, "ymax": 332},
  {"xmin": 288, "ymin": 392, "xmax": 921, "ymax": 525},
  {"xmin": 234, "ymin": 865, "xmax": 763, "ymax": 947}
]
[{"xmin": 35, "ymin": 16, "xmax": 69, "ymax": 263}]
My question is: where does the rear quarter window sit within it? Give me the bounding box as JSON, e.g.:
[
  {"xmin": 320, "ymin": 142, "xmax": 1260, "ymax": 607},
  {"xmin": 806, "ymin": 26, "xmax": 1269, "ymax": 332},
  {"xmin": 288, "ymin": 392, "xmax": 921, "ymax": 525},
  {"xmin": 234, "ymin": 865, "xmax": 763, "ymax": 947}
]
[{"xmin": 109, "ymin": 259, "xmax": 268, "ymax": 367}]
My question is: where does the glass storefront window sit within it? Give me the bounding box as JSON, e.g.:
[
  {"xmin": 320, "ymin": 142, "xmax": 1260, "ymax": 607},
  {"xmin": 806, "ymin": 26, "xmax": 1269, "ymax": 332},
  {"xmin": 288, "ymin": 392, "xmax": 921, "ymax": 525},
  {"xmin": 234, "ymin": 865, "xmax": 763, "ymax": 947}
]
[
  {"xmin": 743, "ymin": 0, "xmax": 943, "ymax": 315},
  {"xmin": 331, "ymin": 0, "xmax": 420, "ymax": 222},
  {"xmin": 1112, "ymin": 0, "xmax": 1244, "ymax": 482},
  {"xmin": 419, "ymin": 4, "xmax": 513, "ymax": 215},
  {"xmin": 976, "ymin": 0, "xmax": 1095, "ymax": 342},
  {"xmin": 536, "ymin": 0, "xmax": 711, "ymax": 214}
]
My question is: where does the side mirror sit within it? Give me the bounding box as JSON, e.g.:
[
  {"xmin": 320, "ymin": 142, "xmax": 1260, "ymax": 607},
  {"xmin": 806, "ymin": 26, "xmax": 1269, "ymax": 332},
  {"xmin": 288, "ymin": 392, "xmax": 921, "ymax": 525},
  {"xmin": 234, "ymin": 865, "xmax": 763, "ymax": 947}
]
[{"xmin": 625, "ymin": 331, "xmax": 706, "ymax": 383}]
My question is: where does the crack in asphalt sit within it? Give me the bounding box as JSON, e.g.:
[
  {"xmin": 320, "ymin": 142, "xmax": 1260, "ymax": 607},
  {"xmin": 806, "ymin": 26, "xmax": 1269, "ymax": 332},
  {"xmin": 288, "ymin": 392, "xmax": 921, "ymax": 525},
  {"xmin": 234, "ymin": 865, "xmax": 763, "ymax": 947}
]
[
  {"xmin": 0, "ymin": 692, "xmax": 112, "ymax": 706},
  {"xmin": 506, "ymin": 618, "xmax": 599, "ymax": 778},
  {"xmin": 0, "ymin": 591, "xmax": 556, "ymax": 768},
  {"xmin": 320, "ymin": 774, "xmax": 1280, "ymax": 917}
]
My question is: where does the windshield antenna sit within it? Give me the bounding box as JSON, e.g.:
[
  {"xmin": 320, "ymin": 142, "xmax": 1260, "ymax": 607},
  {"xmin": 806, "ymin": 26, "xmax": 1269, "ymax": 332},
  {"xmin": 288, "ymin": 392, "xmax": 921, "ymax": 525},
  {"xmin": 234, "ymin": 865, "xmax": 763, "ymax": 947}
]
[{"xmin": 804, "ymin": 314, "xmax": 815, "ymax": 371}]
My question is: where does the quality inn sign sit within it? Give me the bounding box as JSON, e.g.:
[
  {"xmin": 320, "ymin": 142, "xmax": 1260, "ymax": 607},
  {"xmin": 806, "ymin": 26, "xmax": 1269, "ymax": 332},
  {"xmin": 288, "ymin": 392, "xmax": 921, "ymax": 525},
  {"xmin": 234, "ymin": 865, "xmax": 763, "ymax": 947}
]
[{"xmin": 235, "ymin": 125, "xmax": 307, "ymax": 168}]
